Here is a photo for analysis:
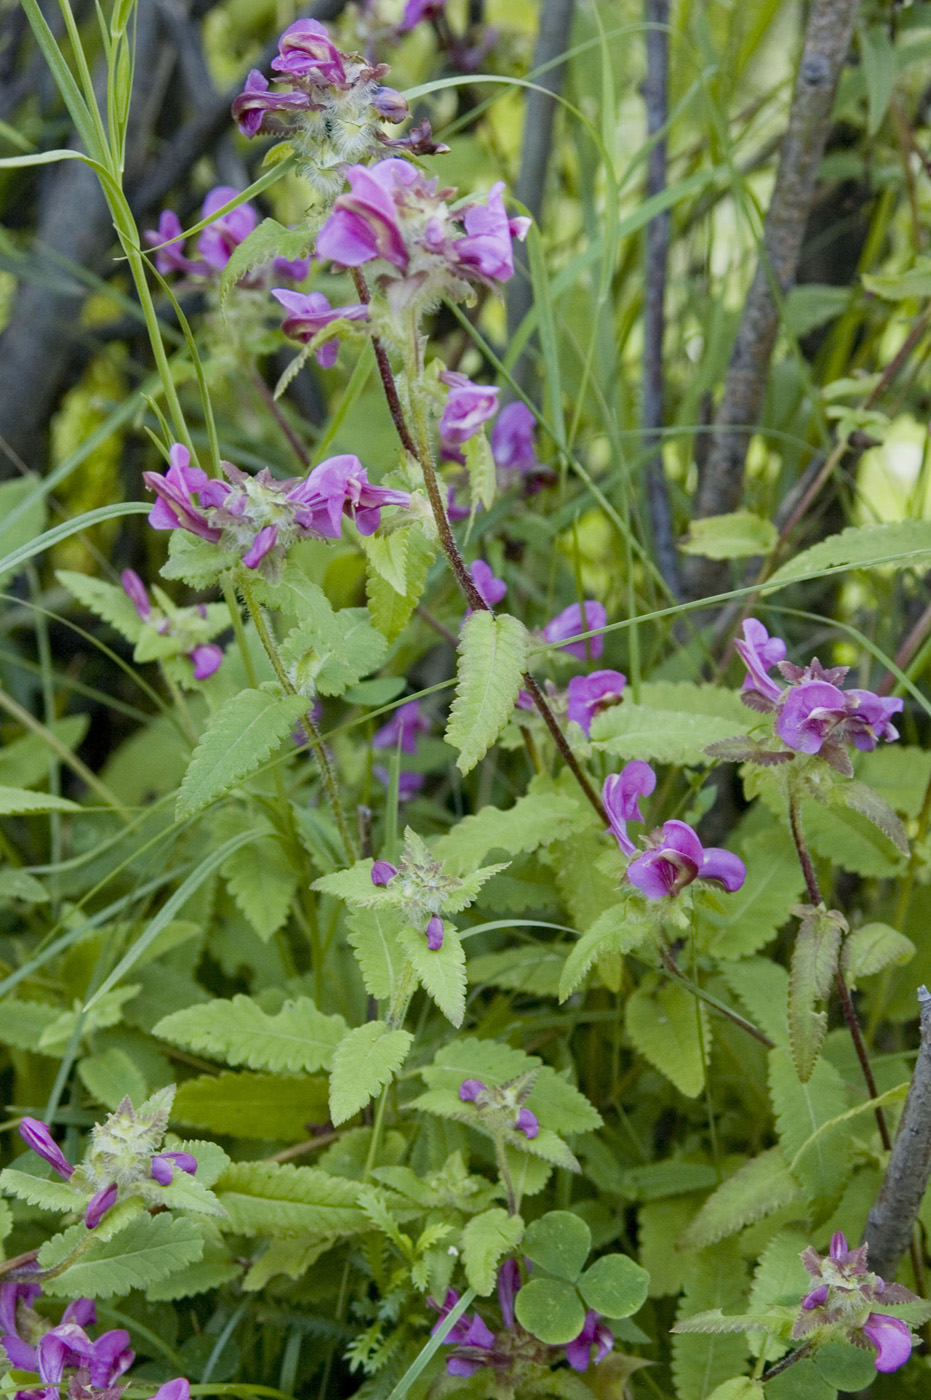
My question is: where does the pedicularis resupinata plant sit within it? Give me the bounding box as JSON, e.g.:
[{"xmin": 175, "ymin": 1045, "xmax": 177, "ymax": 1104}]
[{"xmin": 5, "ymin": 2, "xmax": 931, "ymax": 1399}]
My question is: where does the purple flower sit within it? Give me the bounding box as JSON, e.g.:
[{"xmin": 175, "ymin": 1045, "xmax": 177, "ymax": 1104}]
[
  {"xmin": 18, "ymin": 1118, "xmax": 73, "ymax": 1180},
  {"xmin": 150, "ymin": 1151, "xmax": 197, "ymax": 1186},
  {"xmin": 843, "ymin": 690, "xmax": 904, "ymax": 750},
  {"xmin": 801, "ymin": 1284, "xmax": 829, "ymax": 1310},
  {"xmin": 735, "ymin": 618, "xmax": 786, "ymax": 705},
  {"xmin": 775, "ymin": 680, "xmax": 849, "ymax": 754},
  {"xmin": 84, "ymin": 1183, "xmax": 118, "ymax": 1230},
  {"xmin": 399, "ymin": 0, "xmax": 445, "ymax": 30},
  {"xmin": 627, "ymin": 820, "xmax": 746, "ymax": 899},
  {"xmin": 497, "ymin": 1259, "xmax": 520, "ymax": 1328},
  {"xmin": 0, "ymin": 1282, "xmax": 42, "ymax": 1340},
  {"xmin": 300, "ymin": 454, "xmax": 411, "ymax": 538},
  {"xmin": 189, "ymin": 643, "xmax": 223, "ymax": 681},
  {"xmin": 458, "ymin": 1079, "xmax": 487, "ymax": 1102},
  {"xmin": 373, "ymin": 766, "xmax": 425, "ymax": 801},
  {"xmin": 453, "ymin": 183, "xmax": 531, "ymax": 284},
  {"xmin": 513, "ymin": 1108, "xmax": 538, "ymax": 1139},
  {"xmin": 470, "ymin": 560, "xmax": 507, "ymax": 608},
  {"xmin": 143, "ymin": 210, "xmax": 199, "ymax": 277},
  {"xmin": 565, "ymin": 1311, "xmax": 614, "ymax": 1372},
  {"xmin": 316, "ymin": 159, "xmax": 413, "ymax": 271},
  {"xmin": 862, "ymin": 1313, "xmax": 913, "ymax": 1373},
  {"xmin": 231, "ymin": 68, "xmax": 315, "ymax": 138},
  {"xmin": 426, "ymin": 915, "xmax": 444, "ymax": 951},
  {"xmin": 568, "ymin": 670, "xmax": 627, "ymax": 735},
  {"xmin": 438, "ymin": 372, "xmax": 499, "ymax": 446},
  {"xmin": 271, "ymin": 19, "xmax": 347, "ymax": 84},
  {"xmin": 428, "ymin": 1292, "xmax": 497, "ymax": 1378},
  {"xmin": 272, "ymin": 289, "xmax": 370, "ymax": 368},
  {"xmin": 602, "ymin": 761, "xmax": 656, "ymax": 855},
  {"xmin": 121, "ymin": 569, "xmax": 151, "ymax": 621},
  {"xmin": 491, "ymin": 402, "xmax": 537, "ymax": 474},
  {"xmin": 3, "ymin": 1320, "xmax": 134, "ymax": 1395},
  {"xmin": 373, "ymin": 701, "xmax": 430, "ymax": 754},
  {"xmin": 196, "ymin": 186, "xmax": 258, "ymax": 273},
  {"xmin": 152, "ymin": 1382, "xmax": 191, "ymax": 1400},
  {"xmin": 446, "ymin": 484, "xmax": 471, "ymax": 522},
  {"xmin": 142, "ymin": 444, "xmax": 222, "ymax": 544},
  {"xmin": 543, "ymin": 602, "xmax": 606, "ymax": 660},
  {"xmin": 371, "ymin": 860, "xmax": 398, "ymax": 886}
]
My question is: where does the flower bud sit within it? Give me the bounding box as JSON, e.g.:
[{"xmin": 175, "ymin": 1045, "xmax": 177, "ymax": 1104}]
[
  {"xmin": 19, "ymin": 1117, "xmax": 73, "ymax": 1179},
  {"xmin": 426, "ymin": 915, "xmax": 444, "ymax": 951},
  {"xmin": 371, "ymin": 860, "xmax": 398, "ymax": 886}
]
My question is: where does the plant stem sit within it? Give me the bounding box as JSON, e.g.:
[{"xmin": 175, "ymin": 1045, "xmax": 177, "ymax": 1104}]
[
  {"xmin": 788, "ymin": 792, "xmax": 890, "ymax": 1150},
  {"xmin": 358, "ymin": 299, "xmax": 607, "ymax": 823},
  {"xmin": 237, "ymin": 571, "xmax": 355, "ymax": 864},
  {"xmin": 761, "ymin": 1341, "xmax": 814, "ymax": 1381}
]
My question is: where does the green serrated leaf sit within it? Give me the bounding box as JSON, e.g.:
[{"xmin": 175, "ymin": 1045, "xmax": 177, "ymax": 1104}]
[
  {"xmin": 146, "ymin": 1236, "xmax": 238, "ymax": 1300},
  {"xmin": 0, "ymin": 998, "xmax": 60, "ymax": 1053},
  {"xmin": 789, "ymin": 907, "xmax": 845, "ymax": 1081},
  {"xmin": 329, "ymin": 1022, "xmax": 413, "ymax": 1126},
  {"xmin": 829, "ymin": 779, "xmax": 909, "ymax": 855},
  {"xmin": 176, "ymin": 688, "xmax": 308, "ymax": 818},
  {"xmin": 578, "ymin": 1254, "xmax": 650, "ymax": 1318},
  {"xmin": 78, "ymin": 1048, "xmax": 149, "ymax": 1111},
  {"xmin": 767, "ymin": 519, "xmax": 931, "ymax": 584},
  {"xmin": 677, "ymin": 1149, "xmax": 801, "ymax": 1252},
  {"xmin": 446, "ymin": 611, "xmax": 529, "ymax": 775},
  {"xmin": 218, "ymin": 217, "xmax": 310, "ymax": 308},
  {"xmin": 515, "ymin": 1277, "xmax": 586, "ymax": 1345},
  {"xmin": 215, "ymin": 1160, "xmax": 365, "ymax": 1239},
  {"xmin": 57, "ymin": 570, "xmax": 144, "ymax": 643},
  {"xmin": 707, "ymin": 1381, "xmax": 765, "ymax": 1400},
  {"xmin": 695, "ymin": 827, "xmax": 805, "ymax": 960},
  {"xmin": 523, "ymin": 1210, "xmax": 591, "ymax": 1282},
  {"xmin": 173, "ymin": 1071, "xmax": 329, "ymax": 1139},
  {"xmin": 626, "ymin": 979, "xmax": 709, "ymax": 1098},
  {"xmin": 672, "ymin": 1243, "xmax": 752, "ymax": 1400},
  {"xmin": 464, "ymin": 431, "xmax": 496, "ymax": 512},
  {"xmin": 0, "ymin": 1168, "xmax": 80, "ymax": 1212},
  {"xmin": 155, "ymin": 995, "xmax": 346, "ymax": 1074},
  {"xmin": 397, "ymin": 924, "xmax": 466, "ymax": 1027},
  {"xmin": 679, "ymin": 511, "xmax": 778, "ymax": 560},
  {"xmin": 591, "ymin": 704, "xmax": 745, "ymax": 767},
  {"xmin": 41, "ymin": 1213, "xmax": 204, "ymax": 1298},
  {"xmin": 842, "ymin": 921, "xmax": 914, "ymax": 984},
  {"xmin": 462, "ymin": 1208, "xmax": 524, "ymax": 1294},
  {"xmin": 559, "ymin": 906, "xmax": 652, "ymax": 1000},
  {"xmin": 434, "ymin": 786, "xmax": 585, "ymax": 874},
  {"xmin": 221, "ymin": 832, "xmax": 298, "ymax": 940},
  {"xmin": 281, "ymin": 607, "xmax": 387, "ymax": 698},
  {"xmin": 0, "ymin": 716, "xmax": 88, "ymax": 790},
  {"xmin": 346, "ymin": 906, "xmax": 407, "ymax": 1003},
  {"xmin": 360, "ymin": 528, "xmax": 409, "ymax": 594},
  {"xmin": 769, "ymin": 1047, "xmax": 850, "ymax": 1217},
  {"xmin": 0, "ymin": 787, "xmax": 81, "ymax": 816},
  {"xmin": 366, "ymin": 525, "xmax": 434, "ymax": 641}
]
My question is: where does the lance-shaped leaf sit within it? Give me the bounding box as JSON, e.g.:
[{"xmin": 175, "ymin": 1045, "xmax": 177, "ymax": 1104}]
[
  {"xmin": 788, "ymin": 905, "xmax": 846, "ymax": 1082},
  {"xmin": 827, "ymin": 778, "xmax": 909, "ymax": 855},
  {"xmin": 841, "ymin": 922, "xmax": 914, "ymax": 985},
  {"xmin": 676, "ymin": 1148, "xmax": 801, "ymax": 1251},
  {"xmin": 40, "ymin": 1213, "xmax": 204, "ymax": 1298},
  {"xmin": 446, "ymin": 611, "xmax": 529, "ymax": 775},
  {"xmin": 176, "ymin": 687, "xmax": 308, "ymax": 819},
  {"xmin": 397, "ymin": 924, "xmax": 467, "ymax": 1027},
  {"xmin": 154, "ymin": 995, "xmax": 346, "ymax": 1074}
]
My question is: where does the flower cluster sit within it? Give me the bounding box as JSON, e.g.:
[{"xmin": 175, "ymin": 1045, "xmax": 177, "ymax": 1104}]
[
  {"xmin": 0, "ymin": 1280, "xmax": 191, "ymax": 1400},
  {"xmin": 603, "ymin": 761, "xmax": 746, "ymax": 898},
  {"xmin": 367, "ymin": 826, "xmax": 469, "ymax": 949},
  {"xmin": 429, "ymin": 1260, "xmax": 613, "ymax": 1378},
  {"xmin": 458, "ymin": 1078, "xmax": 538, "ymax": 1139},
  {"xmin": 737, "ymin": 620, "xmax": 903, "ymax": 774},
  {"xmin": 372, "ymin": 699, "xmax": 431, "ymax": 800},
  {"xmin": 232, "ymin": 21, "xmax": 444, "ymax": 193},
  {"xmin": 144, "ymin": 445, "xmax": 410, "ymax": 579},
  {"xmin": 315, "ymin": 159, "xmax": 531, "ymax": 315},
  {"xmin": 144, "ymin": 186, "xmax": 308, "ymax": 285},
  {"xmin": 121, "ymin": 570, "xmax": 223, "ymax": 681},
  {"xmin": 19, "ymin": 1090, "xmax": 197, "ymax": 1233},
  {"xmin": 794, "ymin": 1232, "xmax": 918, "ymax": 1373}
]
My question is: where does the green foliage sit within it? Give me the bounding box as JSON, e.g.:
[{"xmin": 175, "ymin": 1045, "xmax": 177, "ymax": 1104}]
[
  {"xmin": 789, "ymin": 907, "xmax": 845, "ymax": 1081},
  {"xmin": 154, "ymin": 995, "xmax": 346, "ymax": 1073},
  {"xmin": 0, "ymin": 786, "xmax": 81, "ymax": 815},
  {"xmin": 396, "ymin": 923, "xmax": 467, "ymax": 1027},
  {"xmin": 626, "ymin": 979, "xmax": 710, "ymax": 1098},
  {"xmin": 175, "ymin": 687, "xmax": 308, "ymax": 818},
  {"xmin": 579, "ymin": 1255, "xmax": 650, "ymax": 1317},
  {"xmin": 40, "ymin": 1213, "xmax": 205, "ymax": 1298},
  {"xmin": 445, "ymin": 611, "xmax": 529, "ymax": 774},
  {"xmin": 215, "ymin": 1161, "xmax": 366, "ymax": 1238},
  {"xmin": 365, "ymin": 524, "xmax": 435, "ymax": 640},
  {"xmin": 328, "ymin": 1023, "xmax": 414, "ymax": 1125},
  {"xmin": 461, "ymin": 1208, "xmax": 524, "ymax": 1294},
  {"xmin": 767, "ymin": 519, "xmax": 931, "ymax": 583},
  {"xmin": 676, "ymin": 1150, "xmax": 801, "ymax": 1250},
  {"xmin": 591, "ymin": 691, "xmax": 750, "ymax": 767},
  {"xmin": 523, "ymin": 1211, "xmax": 591, "ymax": 1281},
  {"xmin": 515, "ymin": 1278, "xmax": 586, "ymax": 1345},
  {"xmin": 679, "ymin": 511, "xmax": 778, "ymax": 559},
  {"xmin": 173, "ymin": 1071, "xmax": 330, "ymax": 1138},
  {"xmin": 769, "ymin": 1048, "xmax": 850, "ymax": 1217}
]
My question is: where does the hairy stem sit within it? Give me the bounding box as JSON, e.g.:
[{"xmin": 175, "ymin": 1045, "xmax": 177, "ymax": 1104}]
[
  {"xmin": 788, "ymin": 792, "xmax": 890, "ymax": 1149},
  {"xmin": 761, "ymin": 1341, "xmax": 814, "ymax": 1381}
]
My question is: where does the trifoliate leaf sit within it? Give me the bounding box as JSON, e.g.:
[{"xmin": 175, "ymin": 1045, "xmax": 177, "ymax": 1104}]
[
  {"xmin": 579, "ymin": 1254, "xmax": 650, "ymax": 1317},
  {"xmin": 515, "ymin": 1278, "xmax": 586, "ymax": 1345},
  {"xmin": 522, "ymin": 1210, "xmax": 591, "ymax": 1282}
]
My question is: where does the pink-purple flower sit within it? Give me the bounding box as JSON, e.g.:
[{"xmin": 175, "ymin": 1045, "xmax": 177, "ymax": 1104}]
[
  {"xmin": 271, "ymin": 18, "xmax": 347, "ymax": 83},
  {"xmin": 602, "ymin": 761, "xmax": 656, "ymax": 855},
  {"xmin": 316, "ymin": 160, "xmax": 530, "ymax": 312},
  {"xmin": 426, "ymin": 915, "xmax": 444, "ymax": 951},
  {"xmin": 18, "ymin": 1118, "xmax": 73, "ymax": 1180},
  {"xmin": 371, "ymin": 860, "xmax": 398, "ymax": 886},
  {"xmin": 796, "ymin": 1231, "xmax": 918, "ymax": 1374},
  {"xmin": 470, "ymin": 560, "xmax": 507, "ymax": 608},
  {"xmin": 627, "ymin": 819, "xmax": 746, "ymax": 899},
  {"xmin": 84, "ymin": 1182, "xmax": 118, "ymax": 1230},
  {"xmin": 373, "ymin": 700, "xmax": 431, "ymax": 754},
  {"xmin": 735, "ymin": 618, "xmax": 786, "ymax": 705},
  {"xmin": 565, "ymin": 1311, "xmax": 614, "ymax": 1372},
  {"xmin": 231, "ymin": 69, "xmax": 315, "ymax": 138},
  {"xmin": 400, "ymin": 0, "xmax": 446, "ymax": 30},
  {"xmin": 150, "ymin": 1151, "xmax": 197, "ymax": 1186},
  {"xmin": 491, "ymin": 401, "xmax": 538, "ymax": 474},
  {"xmin": 144, "ymin": 187, "xmax": 309, "ymax": 285},
  {"xmin": 543, "ymin": 601, "xmax": 607, "ymax": 661},
  {"xmin": 439, "ymin": 372, "xmax": 499, "ymax": 446},
  {"xmin": 120, "ymin": 571, "xmax": 223, "ymax": 682},
  {"xmin": 143, "ymin": 445, "xmax": 409, "ymax": 575},
  {"xmin": 1, "ymin": 1287, "xmax": 134, "ymax": 1400},
  {"xmin": 567, "ymin": 670, "xmax": 627, "ymax": 734},
  {"xmin": 272, "ymin": 288, "xmax": 370, "ymax": 368}
]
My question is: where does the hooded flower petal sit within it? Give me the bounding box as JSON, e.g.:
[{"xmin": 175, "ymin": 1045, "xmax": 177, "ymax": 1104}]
[
  {"xmin": 18, "ymin": 1118, "xmax": 73, "ymax": 1180},
  {"xmin": 497, "ymin": 1259, "xmax": 520, "ymax": 1328},
  {"xmin": 568, "ymin": 670, "xmax": 627, "ymax": 735},
  {"xmin": 735, "ymin": 619, "xmax": 786, "ymax": 703},
  {"xmin": 196, "ymin": 186, "xmax": 258, "ymax": 272},
  {"xmin": 543, "ymin": 601, "xmax": 606, "ymax": 660},
  {"xmin": 438, "ymin": 372, "xmax": 499, "ymax": 445},
  {"xmin": 602, "ymin": 761, "xmax": 656, "ymax": 855},
  {"xmin": 490, "ymin": 402, "xmax": 537, "ymax": 473},
  {"xmin": 426, "ymin": 915, "xmax": 444, "ymax": 951},
  {"xmin": 514, "ymin": 1108, "xmax": 538, "ymax": 1139},
  {"xmin": 84, "ymin": 1183, "xmax": 118, "ymax": 1230},
  {"xmin": 371, "ymin": 861, "xmax": 398, "ymax": 886},
  {"xmin": 454, "ymin": 183, "xmax": 528, "ymax": 283},
  {"xmin": 776, "ymin": 680, "xmax": 847, "ymax": 753},
  {"xmin": 862, "ymin": 1313, "xmax": 913, "ymax": 1373},
  {"xmin": 189, "ymin": 644, "xmax": 223, "ymax": 681},
  {"xmin": 459, "ymin": 1079, "xmax": 487, "ymax": 1102}
]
